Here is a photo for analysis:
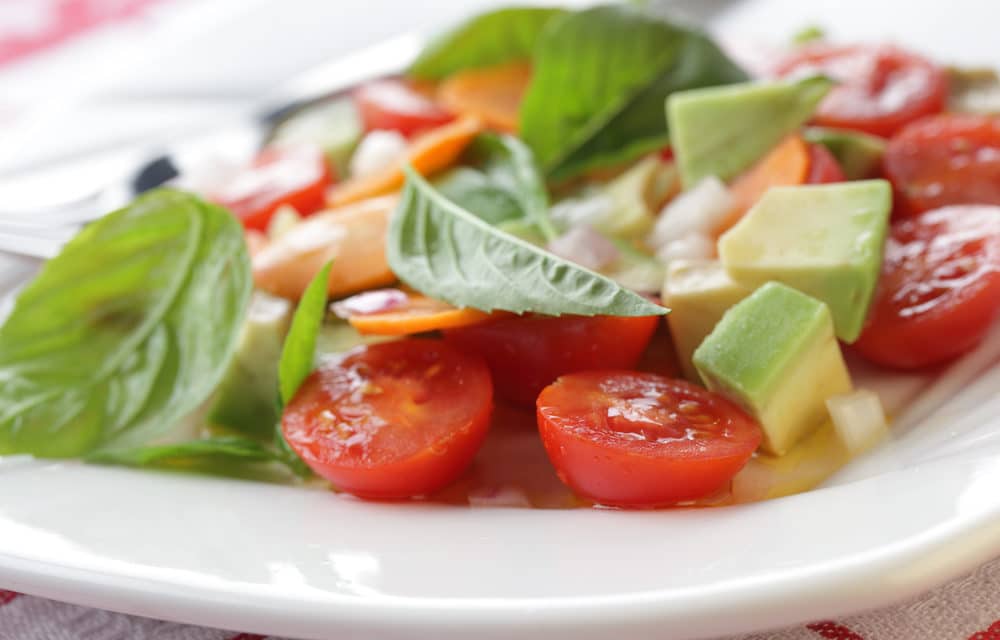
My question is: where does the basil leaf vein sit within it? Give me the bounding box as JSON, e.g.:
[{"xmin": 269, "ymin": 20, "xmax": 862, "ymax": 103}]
[{"xmin": 388, "ymin": 167, "xmax": 666, "ymax": 317}]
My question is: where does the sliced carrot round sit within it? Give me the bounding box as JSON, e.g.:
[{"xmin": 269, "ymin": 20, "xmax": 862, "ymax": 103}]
[
  {"xmin": 345, "ymin": 292, "xmax": 495, "ymax": 335},
  {"xmin": 437, "ymin": 62, "xmax": 532, "ymax": 133}
]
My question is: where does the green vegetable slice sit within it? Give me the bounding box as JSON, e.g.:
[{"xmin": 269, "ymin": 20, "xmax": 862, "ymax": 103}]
[
  {"xmin": 387, "ymin": 167, "xmax": 667, "ymax": 317},
  {"xmin": 0, "ymin": 189, "xmax": 251, "ymax": 458},
  {"xmin": 519, "ymin": 4, "xmax": 746, "ymax": 181},
  {"xmin": 435, "ymin": 133, "xmax": 557, "ymax": 241},
  {"xmin": 408, "ymin": 6, "xmax": 564, "ymax": 80}
]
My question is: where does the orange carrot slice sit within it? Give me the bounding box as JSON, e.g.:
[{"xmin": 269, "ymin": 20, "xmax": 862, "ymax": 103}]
[
  {"xmin": 328, "ymin": 115, "xmax": 483, "ymax": 206},
  {"xmin": 252, "ymin": 195, "xmax": 398, "ymax": 300},
  {"xmin": 437, "ymin": 62, "xmax": 532, "ymax": 133},
  {"xmin": 346, "ymin": 292, "xmax": 496, "ymax": 335},
  {"xmin": 713, "ymin": 135, "xmax": 811, "ymax": 237}
]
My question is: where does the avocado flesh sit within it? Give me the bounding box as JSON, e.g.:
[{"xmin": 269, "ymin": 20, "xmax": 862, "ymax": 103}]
[
  {"xmin": 718, "ymin": 180, "xmax": 891, "ymax": 343},
  {"xmin": 662, "ymin": 260, "xmax": 752, "ymax": 382},
  {"xmin": 270, "ymin": 97, "xmax": 362, "ymax": 177},
  {"xmin": 668, "ymin": 75, "xmax": 832, "ymax": 188},
  {"xmin": 803, "ymin": 126, "xmax": 886, "ymax": 180},
  {"xmin": 694, "ymin": 282, "xmax": 852, "ymax": 455},
  {"xmin": 598, "ymin": 156, "xmax": 678, "ymax": 239}
]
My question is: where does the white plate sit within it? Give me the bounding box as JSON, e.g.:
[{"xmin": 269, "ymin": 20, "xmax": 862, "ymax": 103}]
[{"xmin": 4, "ymin": 2, "xmax": 1000, "ymax": 639}]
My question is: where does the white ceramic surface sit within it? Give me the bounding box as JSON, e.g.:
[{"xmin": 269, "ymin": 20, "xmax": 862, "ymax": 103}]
[{"xmin": 4, "ymin": 1, "xmax": 1000, "ymax": 639}]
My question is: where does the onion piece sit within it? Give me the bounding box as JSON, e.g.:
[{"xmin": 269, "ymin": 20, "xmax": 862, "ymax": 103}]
[
  {"xmin": 549, "ymin": 189, "xmax": 615, "ymax": 229},
  {"xmin": 330, "ymin": 288, "xmax": 409, "ymax": 319},
  {"xmin": 655, "ymin": 232, "xmax": 715, "ymax": 263},
  {"xmin": 467, "ymin": 485, "xmax": 532, "ymax": 508},
  {"xmin": 826, "ymin": 389, "xmax": 889, "ymax": 456},
  {"xmin": 546, "ymin": 225, "xmax": 620, "ymax": 270},
  {"xmin": 266, "ymin": 204, "xmax": 303, "ymax": 240},
  {"xmin": 348, "ymin": 130, "xmax": 407, "ymax": 178},
  {"xmin": 649, "ymin": 176, "xmax": 732, "ymax": 249}
]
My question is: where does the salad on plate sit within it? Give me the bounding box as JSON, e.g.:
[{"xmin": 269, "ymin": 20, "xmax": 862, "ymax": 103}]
[{"xmin": 2, "ymin": 3, "xmax": 999, "ymax": 510}]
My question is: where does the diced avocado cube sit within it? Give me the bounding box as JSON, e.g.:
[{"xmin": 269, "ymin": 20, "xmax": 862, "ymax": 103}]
[
  {"xmin": 668, "ymin": 76, "xmax": 832, "ymax": 188},
  {"xmin": 947, "ymin": 67, "xmax": 1000, "ymax": 115},
  {"xmin": 718, "ymin": 180, "xmax": 891, "ymax": 343},
  {"xmin": 803, "ymin": 126, "xmax": 886, "ymax": 180},
  {"xmin": 208, "ymin": 292, "xmax": 292, "ymax": 438},
  {"xmin": 599, "ymin": 156, "xmax": 678, "ymax": 239},
  {"xmin": 694, "ymin": 282, "xmax": 852, "ymax": 455},
  {"xmin": 270, "ymin": 97, "xmax": 362, "ymax": 177},
  {"xmin": 661, "ymin": 260, "xmax": 752, "ymax": 382}
]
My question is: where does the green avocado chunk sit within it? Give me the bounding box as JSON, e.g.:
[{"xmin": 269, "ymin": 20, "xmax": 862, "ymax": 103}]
[
  {"xmin": 694, "ymin": 282, "xmax": 852, "ymax": 455},
  {"xmin": 803, "ymin": 126, "xmax": 887, "ymax": 180},
  {"xmin": 662, "ymin": 260, "xmax": 752, "ymax": 382},
  {"xmin": 270, "ymin": 97, "xmax": 362, "ymax": 177},
  {"xmin": 667, "ymin": 75, "xmax": 832, "ymax": 188},
  {"xmin": 718, "ymin": 180, "xmax": 891, "ymax": 343}
]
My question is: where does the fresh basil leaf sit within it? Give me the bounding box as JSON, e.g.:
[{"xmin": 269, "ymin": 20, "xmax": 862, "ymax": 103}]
[
  {"xmin": 436, "ymin": 133, "xmax": 558, "ymax": 241},
  {"xmin": 387, "ymin": 167, "xmax": 667, "ymax": 317},
  {"xmin": 0, "ymin": 189, "xmax": 251, "ymax": 458},
  {"xmin": 408, "ymin": 6, "xmax": 564, "ymax": 80},
  {"xmin": 519, "ymin": 4, "xmax": 747, "ymax": 181},
  {"xmin": 278, "ymin": 261, "xmax": 332, "ymax": 406}
]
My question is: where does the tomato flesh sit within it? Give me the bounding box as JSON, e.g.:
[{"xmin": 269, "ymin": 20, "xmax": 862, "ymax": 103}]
[
  {"xmin": 777, "ymin": 45, "xmax": 946, "ymax": 137},
  {"xmin": 853, "ymin": 206, "xmax": 1000, "ymax": 369},
  {"xmin": 212, "ymin": 145, "xmax": 332, "ymax": 231},
  {"xmin": 884, "ymin": 114, "xmax": 1000, "ymax": 216},
  {"xmin": 536, "ymin": 371, "xmax": 762, "ymax": 508},
  {"xmin": 444, "ymin": 314, "xmax": 659, "ymax": 408},
  {"xmin": 354, "ymin": 79, "xmax": 453, "ymax": 137},
  {"xmin": 806, "ymin": 142, "xmax": 846, "ymax": 184},
  {"xmin": 281, "ymin": 339, "xmax": 493, "ymax": 499}
]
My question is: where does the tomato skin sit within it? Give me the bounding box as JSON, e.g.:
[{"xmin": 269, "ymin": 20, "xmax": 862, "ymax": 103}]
[
  {"xmin": 354, "ymin": 79, "xmax": 453, "ymax": 137},
  {"xmin": 212, "ymin": 145, "xmax": 332, "ymax": 231},
  {"xmin": 853, "ymin": 206, "xmax": 1000, "ymax": 369},
  {"xmin": 884, "ymin": 114, "xmax": 1000, "ymax": 216},
  {"xmin": 281, "ymin": 339, "xmax": 493, "ymax": 499},
  {"xmin": 536, "ymin": 371, "xmax": 762, "ymax": 508},
  {"xmin": 443, "ymin": 314, "xmax": 659, "ymax": 408},
  {"xmin": 777, "ymin": 45, "xmax": 947, "ymax": 138},
  {"xmin": 806, "ymin": 143, "xmax": 846, "ymax": 184}
]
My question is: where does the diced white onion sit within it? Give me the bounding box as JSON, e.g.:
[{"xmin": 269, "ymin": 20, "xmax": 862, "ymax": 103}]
[
  {"xmin": 348, "ymin": 130, "xmax": 407, "ymax": 178},
  {"xmin": 549, "ymin": 190, "xmax": 616, "ymax": 229},
  {"xmin": 546, "ymin": 225, "xmax": 620, "ymax": 270},
  {"xmin": 467, "ymin": 485, "xmax": 532, "ymax": 508},
  {"xmin": 649, "ymin": 176, "xmax": 733, "ymax": 249},
  {"xmin": 266, "ymin": 204, "xmax": 303, "ymax": 240},
  {"xmin": 826, "ymin": 389, "xmax": 889, "ymax": 456},
  {"xmin": 330, "ymin": 288, "xmax": 409, "ymax": 319},
  {"xmin": 655, "ymin": 232, "xmax": 715, "ymax": 263}
]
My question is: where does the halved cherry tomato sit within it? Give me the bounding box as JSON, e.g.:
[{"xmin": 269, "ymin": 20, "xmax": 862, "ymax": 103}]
[
  {"xmin": 211, "ymin": 145, "xmax": 332, "ymax": 231},
  {"xmin": 883, "ymin": 114, "xmax": 1000, "ymax": 216},
  {"xmin": 806, "ymin": 143, "xmax": 846, "ymax": 184},
  {"xmin": 444, "ymin": 314, "xmax": 659, "ymax": 408},
  {"xmin": 536, "ymin": 371, "xmax": 762, "ymax": 508},
  {"xmin": 853, "ymin": 205, "xmax": 1000, "ymax": 369},
  {"xmin": 776, "ymin": 44, "xmax": 947, "ymax": 138},
  {"xmin": 281, "ymin": 340, "xmax": 493, "ymax": 499},
  {"xmin": 354, "ymin": 79, "xmax": 453, "ymax": 137}
]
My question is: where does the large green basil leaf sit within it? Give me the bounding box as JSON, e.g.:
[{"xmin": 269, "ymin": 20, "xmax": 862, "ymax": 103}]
[
  {"xmin": 408, "ymin": 6, "xmax": 564, "ymax": 80},
  {"xmin": 519, "ymin": 4, "xmax": 747, "ymax": 181},
  {"xmin": 0, "ymin": 189, "xmax": 251, "ymax": 457},
  {"xmin": 435, "ymin": 133, "xmax": 557, "ymax": 241},
  {"xmin": 387, "ymin": 167, "xmax": 667, "ymax": 317}
]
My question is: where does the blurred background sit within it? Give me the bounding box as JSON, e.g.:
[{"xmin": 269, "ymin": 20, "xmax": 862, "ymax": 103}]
[{"xmin": 0, "ymin": 0, "xmax": 994, "ymax": 179}]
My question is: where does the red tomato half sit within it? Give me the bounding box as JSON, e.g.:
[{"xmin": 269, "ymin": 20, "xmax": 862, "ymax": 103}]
[
  {"xmin": 853, "ymin": 206, "xmax": 1000, "ymax": 369},
  {"xmin": 806, "ymin": 143, "xmax": 846, "ymax": 184},
  {"xmin": 444, "ymin": 314, "xmax": 659, "ymax": 408},
  {"xmin": 354, "ymin": 79, "xmax": 453, "ymax": 137},
  {"xmin": 883, "ymin": 114, "xmax": 1000, "ymax": 216},
  {"xmin": 211, "ymin": 145, "xmax": 332, "ymax": 231},
  {"xmin": 536, "ymin": 371, "xmax": 762, "ymax": 508},
  {"xmin": 281, "ymin": 339, "xmax": 493, "ymax": 499},
  {"xmin": 777, "ymin": 45, "xmax": 946, "ymax": 138}
]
